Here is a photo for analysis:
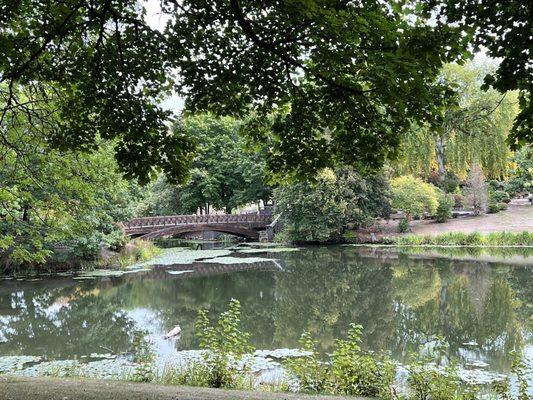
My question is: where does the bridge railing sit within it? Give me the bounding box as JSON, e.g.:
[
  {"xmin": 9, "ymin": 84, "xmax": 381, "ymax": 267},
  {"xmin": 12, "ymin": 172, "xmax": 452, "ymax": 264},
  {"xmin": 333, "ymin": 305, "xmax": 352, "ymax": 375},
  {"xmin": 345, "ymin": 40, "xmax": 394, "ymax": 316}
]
[{"xmin": 123, "ymin": 213, "xmax": 273, "ymax": 229}]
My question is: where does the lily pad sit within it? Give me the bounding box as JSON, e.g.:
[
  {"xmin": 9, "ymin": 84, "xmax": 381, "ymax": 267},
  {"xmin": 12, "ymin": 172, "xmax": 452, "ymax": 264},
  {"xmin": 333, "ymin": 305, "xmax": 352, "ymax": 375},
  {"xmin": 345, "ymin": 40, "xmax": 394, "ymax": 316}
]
[{"xmin": 136, "ymin": 248, "xmax": 233, "ymax": 266}]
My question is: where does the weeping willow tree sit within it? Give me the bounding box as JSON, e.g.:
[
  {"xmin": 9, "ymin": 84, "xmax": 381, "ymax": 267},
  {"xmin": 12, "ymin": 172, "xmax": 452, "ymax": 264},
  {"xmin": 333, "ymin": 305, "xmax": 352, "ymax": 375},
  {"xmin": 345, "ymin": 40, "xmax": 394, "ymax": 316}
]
[{"xmin": 397, "ymin": 62, "xmax": 518, "ymax": 180}]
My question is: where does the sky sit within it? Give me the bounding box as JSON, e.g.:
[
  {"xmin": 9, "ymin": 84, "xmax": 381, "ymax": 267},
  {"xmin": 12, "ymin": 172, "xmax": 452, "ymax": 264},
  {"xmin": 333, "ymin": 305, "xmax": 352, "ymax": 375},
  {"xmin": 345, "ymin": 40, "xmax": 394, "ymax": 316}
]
[{"xmin": 143, "ymin": 0, "xmax": 184, "ymax": 115}]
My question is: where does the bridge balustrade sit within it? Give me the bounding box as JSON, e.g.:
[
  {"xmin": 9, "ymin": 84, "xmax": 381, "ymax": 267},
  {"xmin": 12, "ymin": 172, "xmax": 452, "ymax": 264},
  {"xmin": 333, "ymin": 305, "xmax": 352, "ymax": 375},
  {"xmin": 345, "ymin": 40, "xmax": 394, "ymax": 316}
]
[{"xmin": 123, "ymin": 213, "xmax": 272, "ymax": 230}]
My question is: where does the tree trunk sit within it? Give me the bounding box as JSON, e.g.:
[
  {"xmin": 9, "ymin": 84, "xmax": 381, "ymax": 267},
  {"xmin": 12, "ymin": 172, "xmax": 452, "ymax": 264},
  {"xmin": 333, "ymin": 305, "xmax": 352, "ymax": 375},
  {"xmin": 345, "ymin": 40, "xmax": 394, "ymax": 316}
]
[{"xmin": 433, "ymin": 128, "xmax": 447, "ymax": 179}]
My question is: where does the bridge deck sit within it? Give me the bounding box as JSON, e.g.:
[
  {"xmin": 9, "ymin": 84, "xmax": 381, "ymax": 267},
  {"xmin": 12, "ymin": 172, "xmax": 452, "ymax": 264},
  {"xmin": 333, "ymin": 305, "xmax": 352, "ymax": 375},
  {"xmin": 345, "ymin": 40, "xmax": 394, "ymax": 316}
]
[{"xmin": 123, "ymin": 213, "xmax": 273, "ymax": 239}]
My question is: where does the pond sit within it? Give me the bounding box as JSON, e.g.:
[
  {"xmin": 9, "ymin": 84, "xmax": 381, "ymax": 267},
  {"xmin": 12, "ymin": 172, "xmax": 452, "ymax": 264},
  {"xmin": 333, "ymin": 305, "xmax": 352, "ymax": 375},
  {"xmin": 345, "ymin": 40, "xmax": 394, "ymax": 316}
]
[{"xmin": 0, "ymin": 243, "xmax": 531, "ymax": 384}]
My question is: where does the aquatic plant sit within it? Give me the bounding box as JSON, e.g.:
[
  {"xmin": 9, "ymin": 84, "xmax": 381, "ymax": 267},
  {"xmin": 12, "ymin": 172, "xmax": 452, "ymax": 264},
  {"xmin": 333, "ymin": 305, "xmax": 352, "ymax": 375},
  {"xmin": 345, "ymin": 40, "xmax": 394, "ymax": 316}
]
[{"xmin": 285, "ymin": 324, "xmax": 396, "ymax": 398}]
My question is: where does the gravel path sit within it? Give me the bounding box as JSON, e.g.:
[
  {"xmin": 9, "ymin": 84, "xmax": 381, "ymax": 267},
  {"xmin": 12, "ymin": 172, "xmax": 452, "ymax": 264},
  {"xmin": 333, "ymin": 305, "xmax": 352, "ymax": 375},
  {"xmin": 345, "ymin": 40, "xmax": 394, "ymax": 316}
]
[
  {"xmin": 0, "ymin": 376, "xmax": 366, "ymax": 400},
  {"xmin": 379, "ymin": 203, "xmax": 533, "ymax": 237}
]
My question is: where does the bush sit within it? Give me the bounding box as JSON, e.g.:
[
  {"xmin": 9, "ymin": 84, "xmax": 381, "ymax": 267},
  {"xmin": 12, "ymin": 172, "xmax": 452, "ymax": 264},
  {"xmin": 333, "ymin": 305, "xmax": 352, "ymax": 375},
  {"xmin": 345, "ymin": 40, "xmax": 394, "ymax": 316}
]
[
  {"xmin": 498, "ymin": 202, "xmax": 508, "ymax": 211},
  {"xmin": 488, "ymin": 202, "xmax": 500, "ymax": 214},
  {"xmin": 194, "ymin": 299, "xmax": 254, "ymax": 388},
  {"xmin": 491, "ymin": 190, "xmax": 511, "ymax": 204},
  {"xmin": 274, "ymin": 167, "xmax": 391, "ymax": 243},
  {"xmin": 398, "ymin": 218, "xmax": 410, "ymax": 233},
  {"xmin": 285, "ymin": 324, "xmax": 395, "ymax": 398},
  {"xmin": 505, "ymin": 145, "xmax": 532, "ymax": 196},
  {"xmin": 435, "ymin": 194, "xmax": 454, "ymax": 223},
  {"xmin": 439, "ymin": 171, "xmax": 461, "ymax": 193},
  {"xmin": 391, "ymin": 175, "xmax": 440, "ymax": 219}
]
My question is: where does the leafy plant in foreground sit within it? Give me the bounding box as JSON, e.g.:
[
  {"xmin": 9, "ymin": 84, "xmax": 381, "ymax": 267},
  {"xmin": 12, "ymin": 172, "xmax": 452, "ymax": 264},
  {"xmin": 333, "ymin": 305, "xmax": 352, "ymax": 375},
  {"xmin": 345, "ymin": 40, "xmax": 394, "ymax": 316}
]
[
  {"xmin": 286, "ymin": 324, "xmax": 396, "ymax": 398},
  {"xmin": 194, "ymin": 299, "xmax": 254, "ymax": 388}
]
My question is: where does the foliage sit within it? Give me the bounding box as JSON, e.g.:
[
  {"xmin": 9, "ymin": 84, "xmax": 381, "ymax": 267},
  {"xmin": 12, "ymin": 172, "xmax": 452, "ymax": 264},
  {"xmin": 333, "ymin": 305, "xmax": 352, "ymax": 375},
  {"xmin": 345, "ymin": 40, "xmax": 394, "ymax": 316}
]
[
  {"xmin": 438, "ymin": 172, "xmax": 461, "ymax": 194},
  {"xmin": 505, "ymin": 145, "xmax": 533, "ymax": 196},
  {"xmin": 386, "ymin": 231, "xmax": 533, "ymax": 246},
  {"xmin": 433, "ymin": 0, "xmax": 532, "ymax": 148},
  {"xmin": 397, "ymin": 62, "xmax": 517, "ymax": 180},
  {"xmin": 398, "ymin": 219, "xmax": 410, "ymax": 233},
  {"xmin": 391, "ymin": 176, "xmax": 440, "ymax": 219},
  {"xmin": 491, "ymin": 190, "xmax": 511, "ymax": 204},
  {"xmin": 0, "ymin": 1, "xmax": 469, "ymax": 182},
  {"xmin": 464, "ymin": 163, "xmax": 488, "ymax": 215},
  {"xmin": 285, "ymin": 324, "xmax": 395, "ymax": 398},
  {"xmin": 194, "ymin": 299, "xmax": 254, "ymax": 388},
  {"xmin": 435, "ymin": 194, "xmax": 454, "ymax": 223},
  {"xmin": 129, "ymin": 330, "xmax": 156, "ymax": 383},
  {"xmin": 0, "ymin": 115, "xmax": 139, "ymax": 268},
  {"xmin": 407, "ymin": 361, "xmax": 475, "ymax": 400},
  {"xmin": 274, "ymin": 167, "xmax": 390, "ymax": 242},
  {"xmin": 107, "ymin": 240, "xmax": 161, "ymax": 269},
  {"xmin": 137, "ymin": 114, "xmax": 272, "ymax": 215}
]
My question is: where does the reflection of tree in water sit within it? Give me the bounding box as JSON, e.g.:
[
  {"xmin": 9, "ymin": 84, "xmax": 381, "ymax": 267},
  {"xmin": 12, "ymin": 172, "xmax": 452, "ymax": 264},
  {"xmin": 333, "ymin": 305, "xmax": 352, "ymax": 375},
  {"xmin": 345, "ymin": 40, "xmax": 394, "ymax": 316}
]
[
  {"xmin": 0, "ymin": 248, "xmax": 529, "ymax": 373},
  {"xmin": 392, "ymin": 258, "xmax": 528, "ymax": 370},
  {"xmin": 0, "ymin": 280, "xmax": 137, "ymax": 359},
  {"xmin": 99, "ymin": 271, "xmax": 277, "ymax": 350},
  {"xmin": 271, "ymin": 247, "xmax": 396, "ymax": 352}
]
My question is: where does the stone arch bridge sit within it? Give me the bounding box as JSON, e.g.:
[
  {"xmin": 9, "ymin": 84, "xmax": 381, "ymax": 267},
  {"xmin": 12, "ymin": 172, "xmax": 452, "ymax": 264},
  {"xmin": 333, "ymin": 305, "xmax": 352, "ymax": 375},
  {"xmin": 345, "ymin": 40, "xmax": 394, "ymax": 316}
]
[{"xmin": 122, "ymin": 213, "xmax": 277, "ymax": 241}]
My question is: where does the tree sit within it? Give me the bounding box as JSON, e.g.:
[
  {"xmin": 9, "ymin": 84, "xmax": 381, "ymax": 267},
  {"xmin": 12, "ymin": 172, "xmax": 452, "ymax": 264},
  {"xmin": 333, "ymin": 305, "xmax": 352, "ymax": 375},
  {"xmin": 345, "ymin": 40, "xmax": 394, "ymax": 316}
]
[
  {"xmin": 391, "ymin": 176, "xmax": 440, "ymax": 219},
  {"xmin": 0, "ymin": 91, "xmax": 138, "ymax": 267},
  {"xmin": 0, "ymin": 1, "xmax": 468, "ymax": 182},
  {"xmin": 464, "ymin": 162, "xmax": 488, "ymax": 215},
  {"xmin": 397, "ymin": 62, "xmax": 517, "ymax": 180},
  {"xmin": 433, "ymin": 0, "xmax": 532, "ymax": 149},
  {"xmin": 274, "ymin": 167, "xmax": 390, "ymax": 242},
  {"xmin": 505, "ymin": 145, "xmax": 533, "ymax": 197},
  {"xmin": 138, "ymin": 114, "xmax": 272, "ymax": 215}
]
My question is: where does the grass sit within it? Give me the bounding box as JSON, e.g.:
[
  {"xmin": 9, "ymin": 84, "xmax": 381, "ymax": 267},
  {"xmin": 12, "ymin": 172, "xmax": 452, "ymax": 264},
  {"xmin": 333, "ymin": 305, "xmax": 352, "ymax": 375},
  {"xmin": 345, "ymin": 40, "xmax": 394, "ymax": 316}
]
[
  {"xmin": 382, "ymin": 231, "xmax": 533, "ymax": 247},
  {"xmin": 105, "ymin": 240, "xmax": 162, "ymax": 269}
]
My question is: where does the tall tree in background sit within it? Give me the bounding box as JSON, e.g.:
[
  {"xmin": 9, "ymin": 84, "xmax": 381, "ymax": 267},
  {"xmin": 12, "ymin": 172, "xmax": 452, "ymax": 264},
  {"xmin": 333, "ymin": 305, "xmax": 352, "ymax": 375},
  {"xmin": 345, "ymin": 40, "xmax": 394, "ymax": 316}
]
[
  {"xmin": 138, "ymin": 115, "xmax": 272, "ymax": 215},
  {"xmin": 433, "ymin": 0, "xmax": 532, "ymax": 149},
  {"xmin": 398, "ymin": 62, "xmax": 518, "ymax": 180}
]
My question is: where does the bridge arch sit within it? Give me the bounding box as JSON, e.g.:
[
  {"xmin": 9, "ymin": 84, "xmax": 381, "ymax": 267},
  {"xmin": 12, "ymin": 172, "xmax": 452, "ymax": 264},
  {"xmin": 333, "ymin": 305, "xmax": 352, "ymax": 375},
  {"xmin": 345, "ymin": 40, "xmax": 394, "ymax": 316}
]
[{"xmin": 137, "ymin": 224, "xmax": 260, "ymax": 240}]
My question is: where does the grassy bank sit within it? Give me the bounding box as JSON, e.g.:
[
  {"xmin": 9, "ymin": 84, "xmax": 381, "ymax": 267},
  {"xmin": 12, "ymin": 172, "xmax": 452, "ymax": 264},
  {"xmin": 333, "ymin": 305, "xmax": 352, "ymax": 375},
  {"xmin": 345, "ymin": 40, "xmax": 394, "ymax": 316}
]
[
  {"xmin": 103, "ymin": 240, "xmax": 162, "ymax": 269},
  {"xmin": 383, "ymin": 231, "xmax": 533, "ymax": 247}
]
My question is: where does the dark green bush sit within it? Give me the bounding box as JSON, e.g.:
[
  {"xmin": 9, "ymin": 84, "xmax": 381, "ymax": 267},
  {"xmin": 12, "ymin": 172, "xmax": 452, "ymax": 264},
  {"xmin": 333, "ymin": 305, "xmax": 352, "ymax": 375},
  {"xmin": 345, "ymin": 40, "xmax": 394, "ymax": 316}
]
[
  {"xmin": 398, "ymin": 218, "xmax": 410, "ymax": 233},
  {"xmin": 488, "ymin": 202, "xmax": 500, "ymax": 214},
  {"xmin": 435, "ymin": 194, "xmax": 454, "ymax": 223},
  {"xmin": 491, "ymin": 190, "xmax": 511, "ymax": 203}
]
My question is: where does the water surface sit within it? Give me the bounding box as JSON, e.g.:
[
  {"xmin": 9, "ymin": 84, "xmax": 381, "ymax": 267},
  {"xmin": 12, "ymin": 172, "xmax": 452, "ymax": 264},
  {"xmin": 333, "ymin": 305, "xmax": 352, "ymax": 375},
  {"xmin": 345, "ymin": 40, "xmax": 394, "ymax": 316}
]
[{"xmin": 0, "ymin": 244, "xmax": 531, "ymax": 380}]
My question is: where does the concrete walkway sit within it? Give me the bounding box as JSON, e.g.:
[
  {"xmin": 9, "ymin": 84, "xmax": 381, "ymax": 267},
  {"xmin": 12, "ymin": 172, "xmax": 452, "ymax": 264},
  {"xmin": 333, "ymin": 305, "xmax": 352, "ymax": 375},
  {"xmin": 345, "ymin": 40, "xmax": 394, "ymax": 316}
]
[{"xmin": 0, "ymin": 376, "xmax": 366, "ymax": 400}]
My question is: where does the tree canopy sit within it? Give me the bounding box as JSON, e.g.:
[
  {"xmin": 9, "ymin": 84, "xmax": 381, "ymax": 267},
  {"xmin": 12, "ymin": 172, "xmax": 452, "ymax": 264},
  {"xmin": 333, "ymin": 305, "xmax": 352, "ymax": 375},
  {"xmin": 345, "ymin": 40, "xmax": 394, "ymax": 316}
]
[
  {"xmin": 138, "ymin": 114, "xmax": 272, "ymax": 215},
  {"xmin": 1, "ymin": 0, "xmax": 474, "ymax": 182},
  {"xmin": 432, "ymin": 0, "xmax": 532, "ymax": 149},
  {"xmin": 397, "ymin": 62, "xmax": 518, "ymax": 180}
]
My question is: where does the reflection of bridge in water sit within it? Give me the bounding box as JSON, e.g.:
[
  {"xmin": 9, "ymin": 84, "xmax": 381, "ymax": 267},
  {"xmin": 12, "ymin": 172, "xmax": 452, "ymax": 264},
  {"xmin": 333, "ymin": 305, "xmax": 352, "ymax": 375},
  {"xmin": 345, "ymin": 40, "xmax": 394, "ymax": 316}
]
[
  {"xmin": 128, "ymin": 259, "xmax": 283, "ymax": 281},
  {"xmin": 122, "ymin": 213, "xmax": 276, "ymax": 241}
]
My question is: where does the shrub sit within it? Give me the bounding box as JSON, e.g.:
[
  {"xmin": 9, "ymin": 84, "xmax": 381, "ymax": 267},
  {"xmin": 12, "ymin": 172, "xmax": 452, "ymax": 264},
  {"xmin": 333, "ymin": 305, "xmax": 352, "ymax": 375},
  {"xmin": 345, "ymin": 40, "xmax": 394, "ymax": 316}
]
[
  {"xmin": 464, "ymin": 162, "xmax": 488, "ymax": 215},
  {"xmin": 285, "ymin": 324, "xmax": 395, "ymax": 398},
  {"xmin": 398, "ymin": 218, "xmax": 410, "ymax": 233},
  {"xmin": 274, "ymin": 167, "xmax": 391, "ymax": 243},
  {"xmin": 391, "ymin": 175, "xmax": 440, "ymax": 219},
  {"xmin": 435, "ymin": 194, "xmax": 454, "ymax": 223},
  {"xmin": 498, "ymin": 202, "xmax": 508, "ymax": 211},
  {"xmin": 491, "ymin": 190, "xmax": 511, "ymax": 203},
  {"xmin": 505, "ymin": 145, "xmax": 532, "ymax": 196},
  {"xmin": 439, "ymin": 171, "xmax": 460, "ymax": 193},
  {"xmin": 452, "ymin": 192, "xmax": 464, "ymax": 209},
  {"xmin": 194, "ymin": 299, "xmax": 254, "ymax": 388},
  {"xmin": 488, "ymin": 202, "xmax": 500, "ymax": 214}
]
